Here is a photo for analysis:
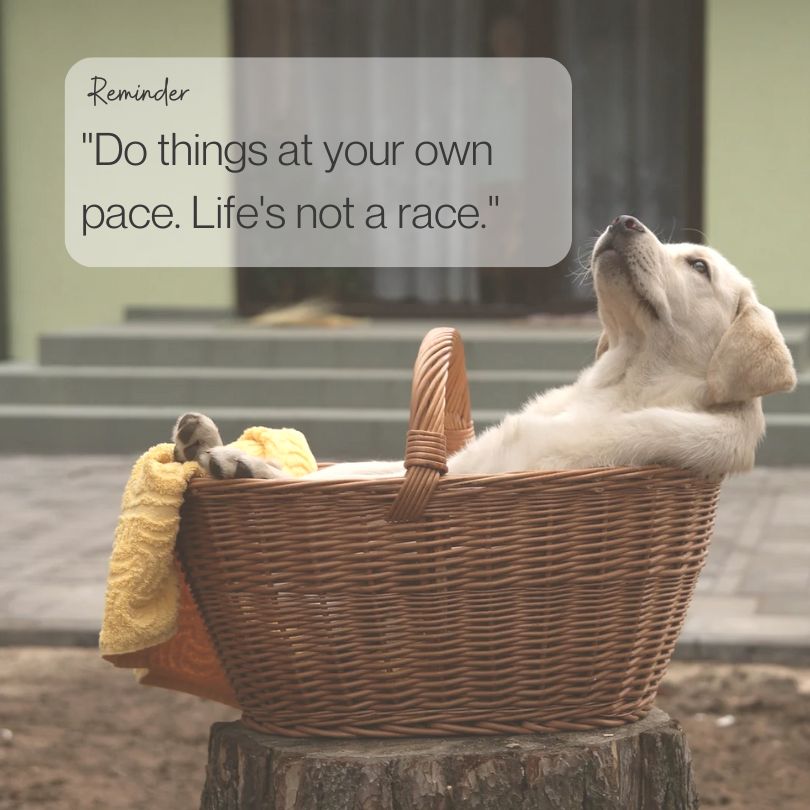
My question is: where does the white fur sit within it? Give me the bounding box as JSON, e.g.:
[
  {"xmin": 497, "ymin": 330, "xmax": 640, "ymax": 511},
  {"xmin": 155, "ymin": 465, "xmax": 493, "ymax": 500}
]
[{"xmin": 312, "ymin": 221, "xmax": 796, "ymax": 481}]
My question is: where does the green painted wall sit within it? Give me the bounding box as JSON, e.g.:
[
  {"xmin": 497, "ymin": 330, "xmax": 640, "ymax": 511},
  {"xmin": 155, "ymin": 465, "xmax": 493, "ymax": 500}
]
[
  {"xmin": 705, "ymin": 0, "xmax": 810, "ymax": 311},
  {"xmin": 0, "ymin": 0, "xmax": 234, "ymax": 359}
]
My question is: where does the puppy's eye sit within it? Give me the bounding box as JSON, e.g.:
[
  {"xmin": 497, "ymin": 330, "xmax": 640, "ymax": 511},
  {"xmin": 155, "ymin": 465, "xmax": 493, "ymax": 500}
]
[{"xmin": 689, "ymin": 258, "xmax": 711, "ymax": 279}]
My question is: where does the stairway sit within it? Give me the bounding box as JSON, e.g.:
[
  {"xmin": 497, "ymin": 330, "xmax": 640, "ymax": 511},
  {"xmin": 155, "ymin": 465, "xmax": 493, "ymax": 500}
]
[{"xmin": 0, "ymin": 316, "xmax": 808, "ymax": 462}]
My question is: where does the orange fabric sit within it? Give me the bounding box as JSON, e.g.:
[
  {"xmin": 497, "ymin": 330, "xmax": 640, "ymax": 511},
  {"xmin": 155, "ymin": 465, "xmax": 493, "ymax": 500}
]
[{"xmin": 103, "ymin": 560, "xmax": 239, "ymax": 707}]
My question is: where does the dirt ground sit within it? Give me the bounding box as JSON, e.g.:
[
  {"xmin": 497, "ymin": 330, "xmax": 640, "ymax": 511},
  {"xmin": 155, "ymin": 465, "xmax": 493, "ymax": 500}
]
[
  {"xmin": 657, "ymin": 662, "xmax": 810, "ymax": 809},
  {"xmin": 0, "ymin": 649, "xmax": 808, "ymax": 809}
]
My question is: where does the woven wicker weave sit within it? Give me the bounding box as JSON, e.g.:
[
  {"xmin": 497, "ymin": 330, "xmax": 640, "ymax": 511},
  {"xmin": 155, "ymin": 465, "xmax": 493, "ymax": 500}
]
[{"xmin": 177, "ymin": 327, "xmax": 719, "ymax": 738}]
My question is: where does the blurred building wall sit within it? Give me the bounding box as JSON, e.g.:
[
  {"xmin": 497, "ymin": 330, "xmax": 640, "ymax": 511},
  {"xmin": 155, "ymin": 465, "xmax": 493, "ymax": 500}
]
[
  {"xmin": 705, "ymin": 0, "xmax": 810, "ymax": 312},
  {"xmin": 1, "ymin": 0, "xmax": 806, "ymax": 363},
  {"xmin": 0, "ymin": 0, "xmax": 234, "ymax": 360}
]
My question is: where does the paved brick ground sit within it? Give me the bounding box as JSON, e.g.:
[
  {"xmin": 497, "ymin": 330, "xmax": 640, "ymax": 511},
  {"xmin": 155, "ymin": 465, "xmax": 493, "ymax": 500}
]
[{"xmin": 2, "ymin": 456, "xmax": 808, "ymax": 659}]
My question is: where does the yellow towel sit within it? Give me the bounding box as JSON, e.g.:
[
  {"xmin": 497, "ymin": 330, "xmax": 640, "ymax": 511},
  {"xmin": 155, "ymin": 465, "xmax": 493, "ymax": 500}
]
[{"xmin": 100, "ymin": 427, "xmax": 317, "ymax": 706}]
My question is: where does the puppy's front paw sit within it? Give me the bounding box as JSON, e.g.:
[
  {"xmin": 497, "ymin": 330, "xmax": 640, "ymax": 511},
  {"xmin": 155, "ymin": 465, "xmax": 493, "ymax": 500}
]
[
  {"xmin": 173, "ymin": 412, "xmax": 223, "ymax": 462},
  {"xmin": 204, "ymin": 447, "xmax": 287, "ymax": 480}
]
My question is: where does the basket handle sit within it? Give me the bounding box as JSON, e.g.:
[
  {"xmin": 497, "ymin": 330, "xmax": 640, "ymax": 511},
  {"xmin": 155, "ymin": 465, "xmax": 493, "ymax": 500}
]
[{"xmin": 387, "ymin": 327, "xmax": 475, "ymax": 522}]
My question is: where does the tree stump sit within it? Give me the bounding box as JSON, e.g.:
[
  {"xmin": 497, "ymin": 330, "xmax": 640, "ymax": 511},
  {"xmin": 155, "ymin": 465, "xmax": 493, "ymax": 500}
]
[{"xmin": 200, "ymin": 707, "xmax": 698, "ymax": 810}]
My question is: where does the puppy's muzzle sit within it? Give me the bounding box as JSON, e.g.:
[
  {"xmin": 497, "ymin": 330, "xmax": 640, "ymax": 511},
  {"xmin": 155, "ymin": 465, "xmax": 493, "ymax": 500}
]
[{"xmin": 594, "ymin": 214, "xmax": 647, "ymax": 258}]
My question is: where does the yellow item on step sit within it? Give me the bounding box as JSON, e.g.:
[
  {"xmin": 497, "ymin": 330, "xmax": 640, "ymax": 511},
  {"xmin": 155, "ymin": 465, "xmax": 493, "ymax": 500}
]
[{"xmin": 100, "ymin": 427, "xmax": 317, "ymax": 707}]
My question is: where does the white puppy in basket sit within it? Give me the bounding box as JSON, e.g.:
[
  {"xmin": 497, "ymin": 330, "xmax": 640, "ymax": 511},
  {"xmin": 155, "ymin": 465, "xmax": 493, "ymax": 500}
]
[{"xmin": 174, "ymin": 216, "xmax": 796, "ymax": 481}]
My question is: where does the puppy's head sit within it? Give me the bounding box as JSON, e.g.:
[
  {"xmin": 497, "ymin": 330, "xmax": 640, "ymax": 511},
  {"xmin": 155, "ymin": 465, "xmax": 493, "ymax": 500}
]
[{"xmin": 591, "ymin": 215, "xmax": 796, "ymax": 405}]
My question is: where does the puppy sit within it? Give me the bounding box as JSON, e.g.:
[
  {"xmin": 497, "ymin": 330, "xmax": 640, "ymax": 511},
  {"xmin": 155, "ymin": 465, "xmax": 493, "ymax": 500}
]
[{"xmin": 174, "ymin": 216, "xmax": 796, "ymax": 481}]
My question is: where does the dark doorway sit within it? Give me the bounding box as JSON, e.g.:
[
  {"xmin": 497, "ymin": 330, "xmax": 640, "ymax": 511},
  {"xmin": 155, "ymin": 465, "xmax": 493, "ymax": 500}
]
[{"xmin": 231, "ymin": 0, "xmax": 704, "ymax": 318}]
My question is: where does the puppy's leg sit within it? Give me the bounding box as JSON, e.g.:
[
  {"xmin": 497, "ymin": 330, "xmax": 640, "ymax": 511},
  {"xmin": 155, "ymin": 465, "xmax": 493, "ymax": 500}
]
[
  {"xmin": 172, "ymin": 412, "xmax": 286, "ymax": 480},
  {"xmin": 206, "ymin": 446, "xmax": 287, "ymax": 480},
  {"xmin": 448, "ymin": 407, "xmax": 749, "ymax": 479},
  {"xmin": 306, "ymin": 460, "xmax": 406, "ymax": 480}
]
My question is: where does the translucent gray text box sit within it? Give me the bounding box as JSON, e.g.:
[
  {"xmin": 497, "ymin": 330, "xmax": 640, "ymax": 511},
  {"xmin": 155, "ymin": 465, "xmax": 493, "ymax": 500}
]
[{"xmin": 65, "ymin": 58, "xmax": 571, "ymax": 268}]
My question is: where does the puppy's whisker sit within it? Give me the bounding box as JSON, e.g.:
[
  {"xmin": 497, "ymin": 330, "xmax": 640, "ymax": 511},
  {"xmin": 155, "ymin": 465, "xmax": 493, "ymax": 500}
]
[
  {"xmin": 681, "ymin": 226, "xmax": 708, "ymax": 244},
  {"xmin": 567, "ymin": 263, "xmax": 588, "ymax": 283},
  {"xmin": 570, "ymin": 247, "xmax": 595, "ymax": 287},
  {"xmin": 569, "ymin": 271, "xmax": 591, "ymax": 289}
]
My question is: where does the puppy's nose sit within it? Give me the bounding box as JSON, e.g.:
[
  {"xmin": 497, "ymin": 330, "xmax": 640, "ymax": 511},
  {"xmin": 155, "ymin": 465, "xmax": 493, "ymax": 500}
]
[{"xmin": 610, "ymin": 215, "xmax": 646, "ymax": 234}]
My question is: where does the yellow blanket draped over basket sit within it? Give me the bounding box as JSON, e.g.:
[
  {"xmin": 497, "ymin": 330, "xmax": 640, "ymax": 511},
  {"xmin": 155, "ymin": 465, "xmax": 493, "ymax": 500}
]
[{"xmin": 100, "ymin": 427, "xmax": 317, "ymax": 707}]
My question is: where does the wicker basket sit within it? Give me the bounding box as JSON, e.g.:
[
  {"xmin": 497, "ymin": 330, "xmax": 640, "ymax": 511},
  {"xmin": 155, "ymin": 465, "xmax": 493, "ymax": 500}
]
[{"xmin": 177, "ymin": 327, "xmax": 719, "ymax": 738}]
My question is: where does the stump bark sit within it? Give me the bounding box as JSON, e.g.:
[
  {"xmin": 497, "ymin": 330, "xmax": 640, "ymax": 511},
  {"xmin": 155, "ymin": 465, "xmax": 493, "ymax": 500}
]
[{"xmin": 200, "ymin": 707, "xmax": 698, "ymax": 810}]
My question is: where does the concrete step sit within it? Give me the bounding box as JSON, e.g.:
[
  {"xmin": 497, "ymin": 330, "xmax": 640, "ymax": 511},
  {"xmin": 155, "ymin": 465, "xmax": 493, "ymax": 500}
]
[
  {"xmin": 38, "ymin": 321, "xmax": 810, "ymax": 372},
  {"xmin": 0, "ymin": 364, "xmax": 807, "ymax": 414},
  {"xmin": 0, "ymin": 404, "xmax": 413, "ymax": 458},
  {"xmin": 756, "ymin": 414, "xmax": 810, "ymax": 465},
  {"xmin": 1, "ymin": 403, "xmax": 808, "ymax": 463},
  {"xmin": 35, "ymin": 323, "xmax": 629, "ymax": 371},
  {"xmin": 0, "ymin": 365, "xmax": 568, "ymax": 410}
]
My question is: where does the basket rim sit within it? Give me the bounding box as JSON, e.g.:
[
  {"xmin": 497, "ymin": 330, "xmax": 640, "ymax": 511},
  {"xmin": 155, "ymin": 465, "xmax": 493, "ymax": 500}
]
[{"xmin": 185, "ymin": 464, "xmax": 720, "ymax": 497}]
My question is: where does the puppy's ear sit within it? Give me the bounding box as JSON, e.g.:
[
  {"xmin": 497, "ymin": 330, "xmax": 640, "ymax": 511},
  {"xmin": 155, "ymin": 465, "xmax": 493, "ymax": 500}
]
[
  {"xmin": 706, "ymin": 296, "xmax": 796, "ymax": 405},
  {"xmin": 595, "ymin": 331, "xmax": 610, "ymax": 360}
]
